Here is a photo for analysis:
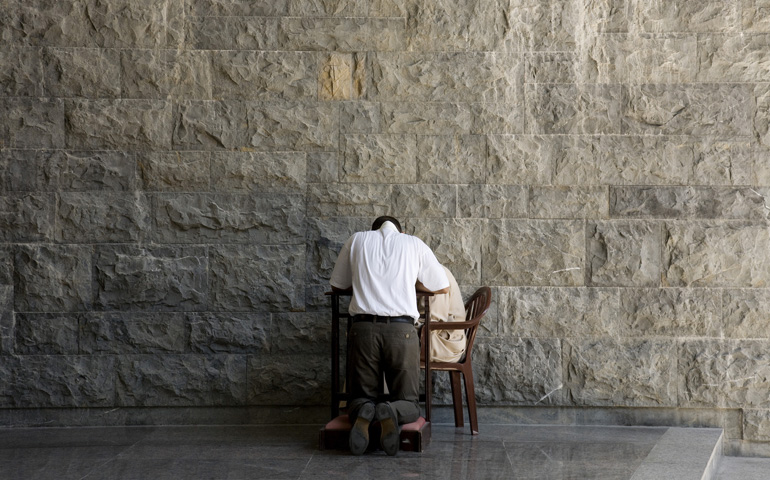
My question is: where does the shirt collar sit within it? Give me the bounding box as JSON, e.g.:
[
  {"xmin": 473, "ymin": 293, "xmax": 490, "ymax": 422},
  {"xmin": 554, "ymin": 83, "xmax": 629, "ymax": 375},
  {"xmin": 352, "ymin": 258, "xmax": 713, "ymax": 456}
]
[{"xmin": 379, "ymin": 221, "xmax": 400, "ymax": 233}]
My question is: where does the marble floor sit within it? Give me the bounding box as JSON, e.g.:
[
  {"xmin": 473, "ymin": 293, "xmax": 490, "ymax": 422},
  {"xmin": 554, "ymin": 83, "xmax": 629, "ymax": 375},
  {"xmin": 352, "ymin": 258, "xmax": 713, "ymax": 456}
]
[{"xmin": 0, "ymin": 423, "xmax": 759, "ymax": 480}]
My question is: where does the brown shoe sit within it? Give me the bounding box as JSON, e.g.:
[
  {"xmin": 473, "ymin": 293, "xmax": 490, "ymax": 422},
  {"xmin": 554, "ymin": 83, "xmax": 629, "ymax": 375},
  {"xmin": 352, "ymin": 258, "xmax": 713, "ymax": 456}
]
[
  {"xmin": 349, "ymin": 403, "xmax": 374, "ymax": 455},
  {"xmin": 375, "ymin": 403, "xmax": 399, "ymax": 456}
]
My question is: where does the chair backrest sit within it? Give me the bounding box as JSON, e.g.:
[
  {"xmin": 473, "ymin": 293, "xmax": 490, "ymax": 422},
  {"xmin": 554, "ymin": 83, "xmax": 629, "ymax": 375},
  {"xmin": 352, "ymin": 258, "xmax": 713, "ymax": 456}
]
[{"xmin": 461, "ymin": 286, "xmax": 492, "ymax": 363}]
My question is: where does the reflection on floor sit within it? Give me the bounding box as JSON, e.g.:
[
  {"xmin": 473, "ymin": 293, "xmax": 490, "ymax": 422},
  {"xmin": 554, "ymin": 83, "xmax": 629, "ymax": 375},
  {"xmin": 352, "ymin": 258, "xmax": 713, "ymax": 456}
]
[{"xmin": 0, "ymin": 422, "xmax": 755, "ymax": 480}]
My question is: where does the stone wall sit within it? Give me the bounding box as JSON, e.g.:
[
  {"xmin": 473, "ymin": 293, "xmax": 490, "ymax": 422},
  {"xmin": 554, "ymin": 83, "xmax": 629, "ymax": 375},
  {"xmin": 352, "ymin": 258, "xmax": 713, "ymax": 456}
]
[{"xmin": 1, "ymin": 0, "xmax": 769, "ymax": 455}]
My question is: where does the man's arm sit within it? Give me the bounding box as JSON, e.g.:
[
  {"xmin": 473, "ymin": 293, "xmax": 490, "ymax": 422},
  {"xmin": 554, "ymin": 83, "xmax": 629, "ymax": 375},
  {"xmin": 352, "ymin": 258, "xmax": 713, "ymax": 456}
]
[{"xmin": 416, "ymin": 280, "xmax": 449, "ymax": 295}]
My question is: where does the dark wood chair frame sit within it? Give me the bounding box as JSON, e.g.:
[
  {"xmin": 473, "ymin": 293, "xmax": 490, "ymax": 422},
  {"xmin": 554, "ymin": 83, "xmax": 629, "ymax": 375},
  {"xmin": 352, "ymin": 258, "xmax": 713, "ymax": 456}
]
[{"xmin": 420, "ymin": 286, "xmax": 492, "ymax": 435}]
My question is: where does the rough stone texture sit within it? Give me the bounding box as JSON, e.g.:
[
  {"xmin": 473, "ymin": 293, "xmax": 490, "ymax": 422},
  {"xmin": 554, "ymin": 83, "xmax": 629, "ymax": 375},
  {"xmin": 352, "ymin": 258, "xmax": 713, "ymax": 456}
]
[
  {"xmin": 2, "ymin": 0, "xmax": 770, "ymax": 448},
  {"xmin": 81, "ymin": 313, "xmax": 187, "ymax": 354},
  {"xmin": 14, "ymin": 313, "xmax": 80, "ymax": 355},
  {"xmin": 116, "ymin": 355, "xmax": 246, "ymax": 407},
  {"xmin": 565, "ymin": 339, "xmax": 677, "ymax": 407},
  {"xmin": 679, "ymin": 340, "xmax": 770, "ymax": 409},
  {"xmin": 94, "ymin": 245, "xmax": 207, "ymax": 311}
]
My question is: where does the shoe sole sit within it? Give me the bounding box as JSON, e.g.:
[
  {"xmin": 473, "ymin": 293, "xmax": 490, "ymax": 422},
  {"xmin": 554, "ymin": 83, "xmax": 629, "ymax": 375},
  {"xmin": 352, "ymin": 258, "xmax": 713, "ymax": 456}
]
[
  {"xmin": 349, "ymin": 405, "xmax": 374, "ymax": 455},
  {"xmin": 376, "ymin": 404, "xmax": 399, "ymax": 456}
]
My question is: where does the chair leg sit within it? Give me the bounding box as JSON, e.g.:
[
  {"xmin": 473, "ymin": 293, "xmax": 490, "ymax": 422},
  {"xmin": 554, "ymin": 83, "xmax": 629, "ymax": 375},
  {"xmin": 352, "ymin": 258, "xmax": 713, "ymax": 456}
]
[
  {"xmin": 449, "ymin": 371, "xmax": 463, "ymax": 428},
  {"xmin": 462, "ymin": 368, "xmax": 479, "ymax": 435}
]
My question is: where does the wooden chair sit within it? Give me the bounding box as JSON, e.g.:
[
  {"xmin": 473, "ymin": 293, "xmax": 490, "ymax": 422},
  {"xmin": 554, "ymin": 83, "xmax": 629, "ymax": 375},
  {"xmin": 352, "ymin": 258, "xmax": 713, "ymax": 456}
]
[{"xmin": 421, "ymin": 286, "xmax": 491, "ymax": 435}]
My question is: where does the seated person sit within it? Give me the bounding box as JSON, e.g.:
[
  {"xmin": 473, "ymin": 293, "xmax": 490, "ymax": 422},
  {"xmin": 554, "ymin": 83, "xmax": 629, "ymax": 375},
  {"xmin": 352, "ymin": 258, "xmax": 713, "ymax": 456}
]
[{"xmin": 418, "ymin": 266, "xmax": 467, "ymax": 363}]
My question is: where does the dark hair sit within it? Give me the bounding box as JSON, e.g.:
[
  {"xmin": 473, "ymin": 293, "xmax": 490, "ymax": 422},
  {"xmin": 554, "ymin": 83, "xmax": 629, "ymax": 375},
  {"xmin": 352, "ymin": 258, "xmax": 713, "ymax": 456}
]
[{"xmin": 371, "ymin": 216, "xmax": 402, "ymax": 232}]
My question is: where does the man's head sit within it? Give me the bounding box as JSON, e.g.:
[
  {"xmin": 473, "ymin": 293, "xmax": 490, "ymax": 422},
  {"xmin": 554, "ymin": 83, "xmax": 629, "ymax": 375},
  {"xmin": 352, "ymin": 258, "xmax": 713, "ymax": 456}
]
[{"xmin": 372, "ymin": 216, "xmax": 402, "ymax": 233}]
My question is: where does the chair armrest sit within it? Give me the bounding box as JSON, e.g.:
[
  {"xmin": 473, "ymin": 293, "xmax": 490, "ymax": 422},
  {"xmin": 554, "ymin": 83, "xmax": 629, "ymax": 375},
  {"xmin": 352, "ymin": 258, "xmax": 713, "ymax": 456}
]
[{"xmin": 426, "ymin": 320, "xmax": 475, "ymax": 331}]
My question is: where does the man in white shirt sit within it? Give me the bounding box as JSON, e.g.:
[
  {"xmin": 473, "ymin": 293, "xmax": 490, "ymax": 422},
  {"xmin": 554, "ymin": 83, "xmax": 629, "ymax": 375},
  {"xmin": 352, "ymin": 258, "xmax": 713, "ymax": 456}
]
[{"xmin": 330, "ymin": 216, "xmax": 449, "ymax": 456}]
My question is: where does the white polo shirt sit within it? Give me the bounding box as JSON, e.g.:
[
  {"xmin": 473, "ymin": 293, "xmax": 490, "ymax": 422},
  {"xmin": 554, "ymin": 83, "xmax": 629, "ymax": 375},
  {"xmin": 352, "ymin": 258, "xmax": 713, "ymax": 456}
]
[{"xmin": 330, "ymin": 222, "xmax": 449, "ymax": 320}]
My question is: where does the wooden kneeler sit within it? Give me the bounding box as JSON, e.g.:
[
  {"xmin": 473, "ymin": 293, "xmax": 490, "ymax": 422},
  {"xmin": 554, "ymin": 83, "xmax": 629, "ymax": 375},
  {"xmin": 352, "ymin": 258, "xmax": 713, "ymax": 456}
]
[{"xmin": 319, "ymin": 415, "xmax": 431, "ymax": 452}]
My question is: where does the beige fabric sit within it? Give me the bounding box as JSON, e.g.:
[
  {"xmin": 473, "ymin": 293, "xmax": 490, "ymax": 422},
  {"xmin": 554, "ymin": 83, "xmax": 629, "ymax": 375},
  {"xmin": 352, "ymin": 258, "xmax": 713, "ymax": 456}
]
[{"xmin": 419, "ymin": 266, "xmax": 467, "ymax": 363}]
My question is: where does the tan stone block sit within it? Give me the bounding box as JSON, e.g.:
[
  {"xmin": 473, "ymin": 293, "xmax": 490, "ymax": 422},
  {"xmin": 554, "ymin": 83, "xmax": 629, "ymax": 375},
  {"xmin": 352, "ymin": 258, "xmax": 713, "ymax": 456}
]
[
  {"xmin": 341, "ymin": 134, "xmax": 418, "ymax": 183},
  {"xmin": 637, "ymin": 0, "xmax": 739, "ymax": 33},
  {"xmin": 530, "ymin": 186, "xmax": 609, "ymax": 219},
  {"xmin": 620, "ymin": 288, "xmax": 721, "ymax": 337},
  {"xmin": 483, "ymin": 219, "xmax": 585, "ymax": 286},
  {"xmin": 588, "ymin": 221, "xmax": 661, "ymax": 287},
  {"xmin": 319, "ymin": 53, "xmax": 353, "ymax": 101},
  {"xmin": 722, "ymin": 289, "xmax": 770, "ymax": 339}
]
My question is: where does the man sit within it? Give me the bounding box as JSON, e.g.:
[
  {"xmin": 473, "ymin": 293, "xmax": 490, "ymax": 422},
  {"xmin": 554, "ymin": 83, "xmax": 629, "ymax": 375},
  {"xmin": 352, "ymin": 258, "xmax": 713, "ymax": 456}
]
[{"xmin": 330, "ymin": 216, "xmax": 449, "ymax": 456}]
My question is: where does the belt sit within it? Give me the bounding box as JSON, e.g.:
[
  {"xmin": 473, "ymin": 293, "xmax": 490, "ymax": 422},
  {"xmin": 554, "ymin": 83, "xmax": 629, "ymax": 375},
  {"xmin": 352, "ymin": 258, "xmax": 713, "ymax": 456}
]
[{"xmin": 352, "ymin": 314, "xmax": 414, "ymax": 324}]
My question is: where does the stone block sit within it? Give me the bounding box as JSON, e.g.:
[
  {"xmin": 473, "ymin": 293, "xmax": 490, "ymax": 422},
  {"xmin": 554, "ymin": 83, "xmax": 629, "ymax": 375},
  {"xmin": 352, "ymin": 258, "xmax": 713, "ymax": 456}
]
[
  {"xmin": 277, "ymin": 17, "xmax": 404, "ymax": 52},
  {"xmin": 0, "ymin": 194, "xmax": 54, "ymax": 242},
  {"xmin": 527, "ymin": 84, "xmax": 623, "ymax": 134},
  {"xmin": 271, "ymin": 312, "xmax": 330, "ymax": 355},
  {"xmin": 340, "ymin": 134, "xmax": 418, "ymax": 183},
  {"xmin": 754, "ymin": 85, "xmax": 770, "ymax": 148},
  {"xmin": 743, "ymin": 409, "xmax": 770, "ymax": 441},
  {"xmin": 55, "ymin": 151, "xmax": 138, "ymax": 191},
  {"xmin": 1, "ymin": 97, "xmax": 64, "ymax": 148},
  {"xmin": 473, "ymin": 338, "xmax": 563, "ymax": 405},
  {"xmin": 121, "ymin": 49, "xmax": 212, "ymax": 100},
  {"xmin": 616, "ymin": 186, "xmax": 770, "ymax": 220},
  {"xmin": 247, "ymin": 354, "xmax": 329, "ymax": 405},
  {"xmin": 698, "ymin": 34, "xmax": 770, "ymax": 83},
  {"xmin": 43, "ymin": 47, "xmax": 120, "ymax": 98},
  {"xmin": 370, "ymin": 0, "xmax": 405, "ymax": 16},
  {"xmin": 209, "ymin": 245, "xmax": 305, "ymax": 312},
  {"xmin": 365, "ymin": 52, "xmax": 520, "ymax": 103},
  {"xmin": 340, "ymin": 101, "xmax": 381, "ymax": 134},
  {"xmin": 81, "ymin": 313, "xmax": 187, "ymax": 354},
  {"xmin": 56, "ymin": 192, "xmax": 151, "ymax": 243},
  {"xmin": 502, "ymin": 287, "xmax": 619, "ymax": 338},
  {"xmin": 722, "ymin": 289, "xmax": 770, "ymax": 339},
  {"xmin": 14, "ymin": 313, "xmax": 79, "ymax": 355},
  {"xmin": 637, "ymin": 0, "xmax": 739, "ymax": 33},
  {"xmin": 530, "ymin": 186, "xmax": 609, "ymax": 219},
  {"xmin": 619, "ymin": 288, "xmax": 721, "ymax": 337},
  {"xmin": 154, "ymin": 193, "xmax": 304, "ymax": 244},
  {"xmin": 18, "ymin": 0, "xmax": 96, "ymax": 47},
  {"xmin": 116, "ymin": 355, "xmax": 247, "ymax": 407},
  {"xmin": 86, "ymin": 0, "xmax": 175, "ymax": 48},
  {"xmin": 306, "ymin": 183, "xmax": 392, "ymax": 217},
  {"xmin": 381, "ymin": 102, "xmax": 475, "ymax": 135},
  {"xmin": 172, "ymin": 100, "xmax": 247, "ymax": 151},
  {"xmin": 472, "ymin": 101, "xmax": 524, "ymax": 134},
  {"xmin": 14, "ymin": 245, "xmax": 92, "ymax": 312},
  {"xmin": 2, "ymin": 150, "xmax": 59, "ymax": 192},
  {"xmin": 187, "ymin": 0, "xmax": 290, "ymax": 16},
  {"xmin": 621, "ymin": 84, "xmax": 753, "ymax": 136},
  {"xmin": 743, "ymin": 0, "xmax": 770, "ymax": 32},
  {"xmin": 189, "ymin": 313, "xmax": 270, "ymax": 354},
  {"xmin": 247, "ymin": 101, "xmax": 338, "ymax": 151},
  {"xmin": 137, "ymin": 151, "xmax": 210, "ymax": 192},
  {"xmin": 582, "ymin": 0, "xmax": 631, "ymax": 33},
  {"xmin": 483, "ymin": 220, "xmax": 585, "ymax": 286},
  {"xmin": 306, "ymin": 152, "xmax": 338, "ymax": 184},
  {"xmin": 288, "ymin": 0, "xmax": 367, "ymax": 16},
  {"xmin": 525, "ymin": 52, "xmax": 576, "ymax": 84},
  {"xmin": 393, "ymin": 184, "xmax": 457, "ymax": 218},
  {"xmin": 565, "ymin": 339, "xmax": 677, "ymax": 407},
  {"xmin": 487, "ymin": 135, "xmax": 553, "ymax": 185},
  {"xmin": 212, "ymin": 51, "xmax": 316, "ymax": 101},
  {"xmin": 458, "ymin": 185, "xmax": 528, "ymax": 219},
  {"xmin": 0, "ymin": 246, "xmax": 11, "ymax": 285},
  {"xmin": 211, "ymin": 152, "xmax": 305, "ymax": 193},
  {"xmin": 408, "ymin": 218, "xmax": 485, "ymax": 286},
  {"xmin": 663, "ymin": 221, "xmax": 770, "ymax": 287},
  {"xmin": 587, "ymin": 221, "xmax": 661, "ymax": 287},
  {"xmin": 0, "ymin": 286, "xmax": 12, "ymax": 355},
  {"xmin": 417, "ymin": 135, "xmax": 486, "ymax": 185},
  {"xmin": 586, "ymin": 34, "xmax": 697, "ymax": 84},
  {"xmin": 690, "ymin": 139, "xmax": 753, "ymax": 186},
  {"xmin": 185, "ymin": 16, "xmax": 278, "ymax": 50},
  {"xmin": 319, "ymin": 53, "xmax": 353, "ymax": 101},
  {"xmin": 94, "ymin": 245, "xmax": 207, "ymax": 311},
  {"xmin": 305, "ymin": 216, "xmax": 369, "ymax": 285},
  {"xmin": 66, "ymin": 99, "xmax": 172, "ymax": 150},
  {"xmin": 679, "ymin": 339, "xmax": 770, "ymax": 408},
  {"xmin": 2, "ymin": 356, "xmax": 115, "ymax": 408},
  {"xmin": 0, "ymin": 47, "xmax": 44, "ymax": 97}
]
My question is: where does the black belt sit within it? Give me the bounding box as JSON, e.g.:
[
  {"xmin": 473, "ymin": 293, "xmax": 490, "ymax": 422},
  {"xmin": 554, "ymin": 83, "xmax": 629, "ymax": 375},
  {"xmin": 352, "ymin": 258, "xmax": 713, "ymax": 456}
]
[{"xmin": 352, "ymin": 314, "xmax": 414, "ymax": 324}]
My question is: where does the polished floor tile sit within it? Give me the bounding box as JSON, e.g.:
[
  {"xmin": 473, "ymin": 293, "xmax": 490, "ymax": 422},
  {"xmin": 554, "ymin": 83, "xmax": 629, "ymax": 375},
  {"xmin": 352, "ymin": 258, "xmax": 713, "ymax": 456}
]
[{"xmin": 0, "ymin": 423, "xmax": 748, "ymax": 480}]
